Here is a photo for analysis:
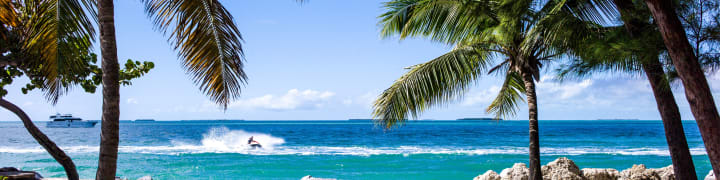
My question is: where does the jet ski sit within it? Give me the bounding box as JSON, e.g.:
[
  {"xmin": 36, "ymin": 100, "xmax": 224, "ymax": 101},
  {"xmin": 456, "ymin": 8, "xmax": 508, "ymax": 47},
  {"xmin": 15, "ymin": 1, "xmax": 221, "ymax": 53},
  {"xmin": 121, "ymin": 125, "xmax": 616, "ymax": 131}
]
[{"xmin": 250, "ymin": 142, "xmax": 262, "ymax": 149}]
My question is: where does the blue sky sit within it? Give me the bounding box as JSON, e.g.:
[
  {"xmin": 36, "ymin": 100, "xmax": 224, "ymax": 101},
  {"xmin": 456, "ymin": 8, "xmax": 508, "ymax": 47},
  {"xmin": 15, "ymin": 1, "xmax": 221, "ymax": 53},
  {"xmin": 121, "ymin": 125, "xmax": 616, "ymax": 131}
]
[{"xmin": 1, "ymin": 0, "xmax": 719, "ymax": 121}]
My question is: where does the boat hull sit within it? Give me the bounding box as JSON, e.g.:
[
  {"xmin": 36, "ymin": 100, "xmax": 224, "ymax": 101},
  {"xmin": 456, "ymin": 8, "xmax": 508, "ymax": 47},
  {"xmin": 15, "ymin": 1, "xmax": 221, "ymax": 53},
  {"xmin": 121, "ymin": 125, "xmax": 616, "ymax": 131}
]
[{"xmin": 46, "ymin": 121, "xmax": 98, "ymax": 128}]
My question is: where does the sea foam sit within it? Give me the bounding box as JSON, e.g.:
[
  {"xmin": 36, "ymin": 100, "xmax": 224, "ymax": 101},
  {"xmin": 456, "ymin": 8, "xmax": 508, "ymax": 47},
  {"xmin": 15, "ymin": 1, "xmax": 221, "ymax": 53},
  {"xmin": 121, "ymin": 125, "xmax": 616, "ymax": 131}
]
[
  {"xmin": 0, "ymin": 127, "xmax": 707, "ymax": 156},
  {"xmin": 0, "ymin": 145, "xmax": 707, "ymax": 156}
]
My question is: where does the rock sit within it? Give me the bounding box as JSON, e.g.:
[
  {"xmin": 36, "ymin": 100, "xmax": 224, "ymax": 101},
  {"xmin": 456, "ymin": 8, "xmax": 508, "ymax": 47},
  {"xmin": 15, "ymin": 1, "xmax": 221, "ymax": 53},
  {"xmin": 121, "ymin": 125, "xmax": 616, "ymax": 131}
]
[
  {"xmin": 705, "ymin": 170, "xmax": 716, "ymax": 180},
  {"xmin": 0, "ymin": 167, "xmax": 20, "ymax": 172},
  {"xmin": 300, "ymin": 175, "xmax": 336, "ymax": 180},
  {"xmin": 499, "ymin": 163, "xmax": 529, "ymax": 180},
  {"xmin": 0, "ymin": 167, "xmax": 43, "ymax": 180},
  {"xmin": 582, "ymin": 168, "xmax": 619, "ymax": 180},
  {"xmin": 653, "ymin": 165, "xmax": 674, "ymax": 180},
  {"xmin": 541, "ymin": 157, "xmax": 583, "ymax": 180},
  {"xmin": 137, "ymin": 176, "xmax": 153, "ymax": 180},
  {"xmin": 474, "ymin": 170, "xmax": 501, "ymax": 180},
  {"xmin": 619, "ymin": 164, "xmax": 660, "ymax": 180}
]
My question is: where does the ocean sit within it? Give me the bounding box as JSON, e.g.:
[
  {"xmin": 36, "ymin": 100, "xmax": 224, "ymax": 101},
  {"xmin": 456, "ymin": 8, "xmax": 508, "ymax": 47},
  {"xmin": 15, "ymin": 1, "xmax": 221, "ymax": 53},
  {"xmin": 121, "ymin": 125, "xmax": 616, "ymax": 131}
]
[{"xmin": 0, "ymin": 120, "xmax": 712, "ymax": 179}]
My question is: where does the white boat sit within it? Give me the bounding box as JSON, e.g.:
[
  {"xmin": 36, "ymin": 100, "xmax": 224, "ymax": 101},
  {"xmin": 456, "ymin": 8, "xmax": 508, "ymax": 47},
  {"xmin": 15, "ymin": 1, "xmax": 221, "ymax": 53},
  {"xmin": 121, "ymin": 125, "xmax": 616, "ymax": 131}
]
[{"xmin": 46, "ymin": 114, "xmax": 97, "ymax": 128}]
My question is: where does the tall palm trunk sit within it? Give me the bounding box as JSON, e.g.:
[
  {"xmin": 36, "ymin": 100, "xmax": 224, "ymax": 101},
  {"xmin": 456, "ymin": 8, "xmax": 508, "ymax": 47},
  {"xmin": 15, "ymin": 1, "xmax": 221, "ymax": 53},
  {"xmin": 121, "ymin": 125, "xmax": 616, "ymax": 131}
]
[
  {"xmin": 644, "ymin": 0, "xmax": 720, "ymax": 176},
  {"xmin": 96, "ymin": 0, "xmax": 120, "ymax": 179},
  {"xmin": 0, "ymin": 99, "xmax": 79, "ymax": 180},
  {"xmin": 613, "ymin": 1, "xmax": 697, "ymax": 179},
  {"xmin": 642, "ymin": 59, "xmax": 698, "ymax": 180},
  {"xmin": 521, "ymin": 70, "xmax": 541, "ymax": 180}
]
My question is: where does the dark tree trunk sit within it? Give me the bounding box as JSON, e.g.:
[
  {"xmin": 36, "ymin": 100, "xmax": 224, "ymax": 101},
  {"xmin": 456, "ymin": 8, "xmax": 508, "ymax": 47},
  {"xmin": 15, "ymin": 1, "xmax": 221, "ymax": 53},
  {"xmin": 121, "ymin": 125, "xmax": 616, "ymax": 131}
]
[
  {"xmin": 644, "ymin": 0, "xmax": 720, "ymax": 176},
  {"xmin": 96, "ymin": 0, "xmax": 120, "ymax": 179},
  {"xmin": 613, "ymin": 1, "xmax": 697, "ymax": 179},
  {"xmin": 0, "ymin": 99, "xmax": 79, "ymax": 180},
  {"xmin": 521, "ymin": 70, "xmax": 541, "ymax": 180},
  {"xmin": 642, "ymin": 59, "xmax": 698, "ymax": 180}
]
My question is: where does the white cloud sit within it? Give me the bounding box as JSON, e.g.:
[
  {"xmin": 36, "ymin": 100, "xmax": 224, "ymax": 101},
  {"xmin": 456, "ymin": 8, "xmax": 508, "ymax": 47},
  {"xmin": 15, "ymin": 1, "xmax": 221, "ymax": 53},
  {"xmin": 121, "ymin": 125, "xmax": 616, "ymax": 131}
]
[
  {"xmin": 22, "ymin": 101, "xmax": 33, "ymax": 107},
  {"xmin": 126, "ymin": 98, "xmax": 139, "ymax": 104},
  {"xmin": 342, "ymin": 99, "xmax": 353, "ymax": 105},
  {"xmin": 229, "ymin": 89, "xmax": 335, "ymax": 111},
  {"xmin": 461, "ymin": 86, "xmax": 501, "ymax": 106},
  {"xmin": 342, "ymin": 91, "xmax": 381, "ymax": 109},
  {"xmin": 538, "ymin": 78, "xmax": 593, "ymax": 99}
]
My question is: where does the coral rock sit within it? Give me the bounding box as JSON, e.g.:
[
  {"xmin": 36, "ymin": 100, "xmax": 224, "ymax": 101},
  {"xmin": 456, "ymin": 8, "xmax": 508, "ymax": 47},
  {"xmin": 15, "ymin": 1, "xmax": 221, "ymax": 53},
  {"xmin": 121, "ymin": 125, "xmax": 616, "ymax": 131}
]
[
  {"xmin": 541, "ymin": 157, "xmax": 584, "ymax": 180},
  {"xmin": 499, "ymin": 163, "xmax": 529, "ymax": 180},
  {"xmin": 619, "ymin": 165, "xmax": 660, "ymax": 180},
  {"xmin": 474, "ymin": 170, "xmax": 501, "ymax": 180},
  {"xmin": 582, "ymin": 168, "xmax": 619, "ymax": 180},
  {"xmin": 705, "ymin": 170, "xmax": 716, "ymax": 180}
]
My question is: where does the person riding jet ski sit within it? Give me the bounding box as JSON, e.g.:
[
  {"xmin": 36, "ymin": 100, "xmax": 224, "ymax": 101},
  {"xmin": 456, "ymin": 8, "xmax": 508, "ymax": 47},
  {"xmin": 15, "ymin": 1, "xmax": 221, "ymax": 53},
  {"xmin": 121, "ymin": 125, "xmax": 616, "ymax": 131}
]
[{"xmin": 248, "ymin": 136, "xmax": 262, "ymax": 148}]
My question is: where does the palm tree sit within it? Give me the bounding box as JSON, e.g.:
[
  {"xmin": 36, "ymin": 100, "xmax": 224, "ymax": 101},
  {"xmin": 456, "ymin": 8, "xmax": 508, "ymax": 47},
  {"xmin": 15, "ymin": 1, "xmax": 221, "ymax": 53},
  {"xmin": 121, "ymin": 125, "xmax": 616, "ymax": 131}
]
[
  {"xmin": 2, "ymin": 1, "xmax": 152, "ymax": 179},
  {"xmin": 641, "ymin": 0, "xmax": 720, "ymax": 176},
  {"xmin": 1, "ymin": 1, "xmax": 96, "ymax": 179},
  {"xmin": 564, "ymin": 0, "xmax": 720, "ymax": 177},
  {"xmin": 548, "ymin": 1, "xmax": 698, "ymax": 178},
  {"xmin": 374, "ymin": 0, "xmax": 570, "ymax": 179},
  {"xmin": 95, "ymin": 0, "xmax": 308, "ymax": 178}
]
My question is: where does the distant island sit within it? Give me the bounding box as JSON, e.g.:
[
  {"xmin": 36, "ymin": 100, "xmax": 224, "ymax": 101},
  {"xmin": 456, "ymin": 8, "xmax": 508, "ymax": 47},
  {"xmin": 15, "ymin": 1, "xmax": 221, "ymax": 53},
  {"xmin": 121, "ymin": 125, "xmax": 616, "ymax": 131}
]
[
  {"xmin": 456, "ymin": 118, "xmax": 503, "ymax": 121},
  {"xmin": 348, "ymin": 119, "xmax": 374, "ymax": 121},
  {"xmin": 180, "ymin": 120, "xmax": 245, "ymax": 122},
  {"xmin": 135, "ymin": 119, "xmax": 155, "ymax": 122}
]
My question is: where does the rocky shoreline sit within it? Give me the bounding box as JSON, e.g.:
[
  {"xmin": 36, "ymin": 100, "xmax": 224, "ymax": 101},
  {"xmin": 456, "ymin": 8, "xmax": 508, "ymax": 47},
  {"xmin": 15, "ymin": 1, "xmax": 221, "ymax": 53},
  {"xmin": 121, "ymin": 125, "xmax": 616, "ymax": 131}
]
[{"xmin": 474, "ymin": 157, "xmax": 716, "ymax": 180}]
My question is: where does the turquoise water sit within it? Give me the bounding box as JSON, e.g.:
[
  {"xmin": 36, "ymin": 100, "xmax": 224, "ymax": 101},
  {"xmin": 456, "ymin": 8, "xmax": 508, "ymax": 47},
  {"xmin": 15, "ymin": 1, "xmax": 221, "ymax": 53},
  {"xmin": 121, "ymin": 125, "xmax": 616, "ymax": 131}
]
[{"xmin": 0, "ymin": 120, "xmax": 712, "ymax": 179}]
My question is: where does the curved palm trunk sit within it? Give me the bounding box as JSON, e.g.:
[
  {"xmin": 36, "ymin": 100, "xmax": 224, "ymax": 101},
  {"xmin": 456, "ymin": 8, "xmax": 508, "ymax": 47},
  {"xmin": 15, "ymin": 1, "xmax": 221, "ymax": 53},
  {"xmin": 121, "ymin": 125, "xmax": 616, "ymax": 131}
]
[
  {"xmin": 96, "ymin": 0, "xmax": 121, "ymax": 179},
  {"xmin": 644, "ymin": 0, "xmax": 720, "ymax": 176},
  {"xmin": 520, "ymin": 70, "xmax": 541, "ymax": 180},
  {"xmin": 612, "ymin": 1, "xmax": 697, "ymax": 178},
  {"xmin": 642, "ymin": 59, "xmax": 698, "ymax": 180},
  {"xmin": 0, "ymin": 99, "xmax": 79, "ymax": 180}
]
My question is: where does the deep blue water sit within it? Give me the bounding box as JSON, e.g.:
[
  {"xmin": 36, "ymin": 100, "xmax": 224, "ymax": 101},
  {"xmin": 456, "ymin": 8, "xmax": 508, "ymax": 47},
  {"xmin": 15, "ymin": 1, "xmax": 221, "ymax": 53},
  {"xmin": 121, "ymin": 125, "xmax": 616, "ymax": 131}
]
[{"xmin": 0, "ymin": 120, "xmax": 712, "ymax": 179}]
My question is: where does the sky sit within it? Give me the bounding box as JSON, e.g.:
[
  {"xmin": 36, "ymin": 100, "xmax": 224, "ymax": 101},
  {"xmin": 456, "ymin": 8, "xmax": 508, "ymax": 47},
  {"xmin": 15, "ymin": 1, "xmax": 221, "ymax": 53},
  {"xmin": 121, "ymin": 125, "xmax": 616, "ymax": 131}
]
[{"xmin": 1, "ymin": 0, "xmax": 720, "ymax": 121}]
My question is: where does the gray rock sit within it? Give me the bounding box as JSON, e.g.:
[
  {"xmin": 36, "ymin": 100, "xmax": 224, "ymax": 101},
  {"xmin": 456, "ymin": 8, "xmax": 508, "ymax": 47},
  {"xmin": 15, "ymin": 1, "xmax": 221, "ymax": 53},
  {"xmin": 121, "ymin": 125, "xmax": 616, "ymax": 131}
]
[
  {"xmin": 619, "ymin": 165, "xmax": 660, "ymax": 180},
  {"xmin": 474, "ymin": 170, "xmax": 501, "ymax": 180},
  {"xmin": 582, "ymin": 168, "xmax": 619, "ymax": 180},
  {"xmin": 541, "ymin": 157, "xmax": 583, "ymax": 180},
  {"xmin": 653, "ymin": 165, "xmax": 674, "ymax": 180},
  {"xmin": 137, "ymin": 176, "xmax": 153, "ymax": 180},
  {"xmin": 499, "ymin": 163, "xmax": 529, "ymax": 180},
  {"xmin": 705, "ymin": 170, "xmax": 716, "ymax": 180}
]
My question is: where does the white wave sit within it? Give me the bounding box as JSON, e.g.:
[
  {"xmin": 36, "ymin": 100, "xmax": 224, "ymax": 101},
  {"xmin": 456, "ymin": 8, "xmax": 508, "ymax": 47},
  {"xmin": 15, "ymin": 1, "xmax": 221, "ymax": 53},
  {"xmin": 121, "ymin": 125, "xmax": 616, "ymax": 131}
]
[
  {"xmin": 1, "ymin": 127, "xmax": 707, "ymax": 156},
  {"xmin": 0, "ymin": 145, "xmax": 708, "ymax": 156},
  {"xmin": 196, "ymin": 127, "xmax": 285, "ymax": 150}
]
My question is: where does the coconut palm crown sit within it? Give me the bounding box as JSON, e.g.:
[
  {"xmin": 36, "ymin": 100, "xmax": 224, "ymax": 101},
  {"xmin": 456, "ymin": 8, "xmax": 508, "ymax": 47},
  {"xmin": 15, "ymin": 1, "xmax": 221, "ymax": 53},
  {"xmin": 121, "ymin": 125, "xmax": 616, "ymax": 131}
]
[
  {"xmin": 373, "ymin": 0, "xmax": 584, "ymax": 179},
  {"xmin": 373, "ymin": 0, "xmax": 570, "ymax": 127}
]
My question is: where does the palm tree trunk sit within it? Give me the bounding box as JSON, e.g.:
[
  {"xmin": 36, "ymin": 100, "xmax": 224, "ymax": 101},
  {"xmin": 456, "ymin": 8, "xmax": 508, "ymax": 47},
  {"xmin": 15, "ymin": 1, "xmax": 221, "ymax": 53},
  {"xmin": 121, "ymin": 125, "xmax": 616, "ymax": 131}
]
[
  {"xmin": 96, "ymin": 0, "xmax": 121, "ymax": 179},
  {"xmin": 612, "ymin": 1, "xmax": 697, "ymax": 178},
  {"xmin": 642, "ymin": 59, "xmax": 698, "ymax": 180},
  {"xmin": 521, "ymin": 70, "xmax": 541, "ymax": 180},
  {"xmin": 0, "ymin": 98, "xmax": 79, "ymax": 180},
  {"xmin": 644, "ymin": 0, "xmax": 720, "ymax": 176}
]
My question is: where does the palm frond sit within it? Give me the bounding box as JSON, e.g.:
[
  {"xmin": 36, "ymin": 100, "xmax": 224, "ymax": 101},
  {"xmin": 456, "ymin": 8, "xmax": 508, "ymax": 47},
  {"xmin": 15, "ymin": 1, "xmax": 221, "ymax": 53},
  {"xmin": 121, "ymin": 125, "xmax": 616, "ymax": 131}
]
[
  {"xmin": 20, "ymin": 0, "xmax": 96, "ymax": 104},
  {"xmin": 560, "ymin": 0, "xmax": 619, "ymax": 26},
  {"xmin": 0, "ymin": 0, "xmax": 19, "ymax": 28},
  {"xmin": 379, "ymin": 0, "xmax": 499, "ymax": 45},
  {"xmin": 372, "ymin": 43, "xmax": 492, "ymax": 129},
  {"xmin": 144, "ymin": 0, "xmax": 246, "ymax": 109},
  {"xmin": 486, "ymin": 71, "xmax": 525, "ymax": 119}
]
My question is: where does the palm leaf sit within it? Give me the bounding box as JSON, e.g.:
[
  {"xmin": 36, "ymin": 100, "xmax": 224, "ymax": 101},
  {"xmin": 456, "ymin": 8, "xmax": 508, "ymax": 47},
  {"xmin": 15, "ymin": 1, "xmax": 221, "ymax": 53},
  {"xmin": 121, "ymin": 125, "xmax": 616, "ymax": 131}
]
[
  {"xmin": 20, "ymin": 0, "xmax": 96, "ymax": 104},
  {"xmin": 144, "ymin": 0, "xmax": 246, "ymax": 108},
  {"xmin": 379, "ymin": 0, "xmax": 499, "ymax": 45},
  {"xmin": 372, "ymin": 44, "xmax": 492, "ymax": 128},
  {"xmin": 486, "ymin": 71, "xmax": 525, "ymax": 119}
]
